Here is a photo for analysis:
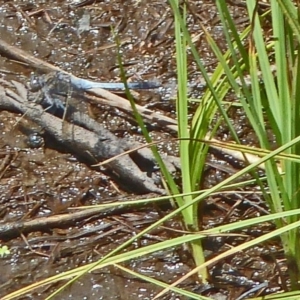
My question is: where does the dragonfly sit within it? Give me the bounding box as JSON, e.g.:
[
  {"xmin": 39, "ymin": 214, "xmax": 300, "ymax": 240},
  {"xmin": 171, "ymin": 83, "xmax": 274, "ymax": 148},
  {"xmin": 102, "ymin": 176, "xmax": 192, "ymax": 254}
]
[{"xmin": 29, "ymin": 71, "xmax": 160, "ymax": 112}]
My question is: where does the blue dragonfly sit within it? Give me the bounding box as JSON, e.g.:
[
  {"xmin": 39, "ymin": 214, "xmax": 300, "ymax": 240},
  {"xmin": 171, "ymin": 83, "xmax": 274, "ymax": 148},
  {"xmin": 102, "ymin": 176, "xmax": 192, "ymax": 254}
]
[{"xmin": 30, "ymin": 71, "xmax": 160, "ymax": 112}]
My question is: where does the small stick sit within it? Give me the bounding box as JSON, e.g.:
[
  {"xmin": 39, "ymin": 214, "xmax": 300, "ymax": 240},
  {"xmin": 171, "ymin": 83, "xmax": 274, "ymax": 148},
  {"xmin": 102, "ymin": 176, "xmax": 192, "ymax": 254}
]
[{"xmin": 0, "ymin": 38, "xmax": 61, "ymax": 73}]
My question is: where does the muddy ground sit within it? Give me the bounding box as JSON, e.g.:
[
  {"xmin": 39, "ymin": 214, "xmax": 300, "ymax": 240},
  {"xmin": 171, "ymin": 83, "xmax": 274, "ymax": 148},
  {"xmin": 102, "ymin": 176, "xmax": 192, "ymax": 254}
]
[{"xmin": 0, "ymin": 1, "xmax": 285, "ymax": 300}]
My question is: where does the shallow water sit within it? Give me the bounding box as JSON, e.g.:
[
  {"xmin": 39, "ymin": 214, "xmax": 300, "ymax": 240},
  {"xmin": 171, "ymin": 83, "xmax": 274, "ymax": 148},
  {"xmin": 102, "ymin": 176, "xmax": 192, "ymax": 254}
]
[{"xmin": 0, "ymin": 1, "xmax": 282, "ymax": 299}]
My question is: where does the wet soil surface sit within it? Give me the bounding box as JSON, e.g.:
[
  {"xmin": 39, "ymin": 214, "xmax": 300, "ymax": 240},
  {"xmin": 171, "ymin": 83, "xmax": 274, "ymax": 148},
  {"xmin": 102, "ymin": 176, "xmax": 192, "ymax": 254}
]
[{"xmin": 0, "ymin": 1, "xmax": 286, "ymax": 299}]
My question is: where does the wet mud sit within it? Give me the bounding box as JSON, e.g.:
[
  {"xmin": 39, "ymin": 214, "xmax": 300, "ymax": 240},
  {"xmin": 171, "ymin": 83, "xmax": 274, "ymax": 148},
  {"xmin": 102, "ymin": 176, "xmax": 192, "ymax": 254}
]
[{"xmin": 0, "ymin": 1, "xmax": 285, "ymax": 299}]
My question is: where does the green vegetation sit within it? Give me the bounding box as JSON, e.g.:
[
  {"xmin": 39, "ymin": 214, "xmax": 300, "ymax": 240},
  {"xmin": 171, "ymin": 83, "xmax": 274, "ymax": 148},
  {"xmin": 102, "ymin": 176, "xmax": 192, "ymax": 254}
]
[{"xmin": 0, "ymin": 245, "xmax": 10, "ymax": 258}]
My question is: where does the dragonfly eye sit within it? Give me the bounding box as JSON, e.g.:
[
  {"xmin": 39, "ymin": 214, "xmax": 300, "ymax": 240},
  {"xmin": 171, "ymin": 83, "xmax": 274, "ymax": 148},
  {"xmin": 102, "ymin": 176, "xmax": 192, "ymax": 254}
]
[{"xmin": 30, "ymin": 74, "xmax": 44, "ymax": 92}]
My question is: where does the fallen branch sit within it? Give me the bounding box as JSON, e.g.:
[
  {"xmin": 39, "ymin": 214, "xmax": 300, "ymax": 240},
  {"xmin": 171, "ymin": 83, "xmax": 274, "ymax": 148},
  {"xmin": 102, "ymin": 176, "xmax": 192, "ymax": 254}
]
[
  {"xmin": 0, "ymin": 202, "xmax": 144, "ymax": 240},
  {"xmin": 0, "ymin": 81, "xmax": 167, "ymax": 194}
]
